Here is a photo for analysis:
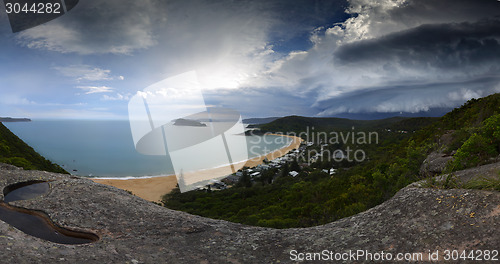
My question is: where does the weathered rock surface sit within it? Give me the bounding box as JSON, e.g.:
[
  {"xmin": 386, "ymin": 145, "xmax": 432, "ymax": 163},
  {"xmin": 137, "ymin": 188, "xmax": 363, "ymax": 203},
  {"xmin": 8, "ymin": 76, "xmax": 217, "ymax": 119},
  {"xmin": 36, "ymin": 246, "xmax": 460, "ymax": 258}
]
[
  {"xmin": 0, "ymin": 163, "xmax": 499, "ymax": 263},
  {"xmin": 419, "ymin": 131, "xmax": 455, "ymax": 177},
  {"xmin": 420, "ymin": 151, "xmax": 453, "ymax": 176}
]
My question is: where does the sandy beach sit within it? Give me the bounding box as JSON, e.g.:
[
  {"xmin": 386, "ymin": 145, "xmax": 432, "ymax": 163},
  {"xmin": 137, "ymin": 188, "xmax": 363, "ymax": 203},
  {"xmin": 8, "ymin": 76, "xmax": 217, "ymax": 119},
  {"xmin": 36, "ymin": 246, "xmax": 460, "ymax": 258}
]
[{"xmin": 92, "ymin": 134, "xmax": 303, "ymax": 202}]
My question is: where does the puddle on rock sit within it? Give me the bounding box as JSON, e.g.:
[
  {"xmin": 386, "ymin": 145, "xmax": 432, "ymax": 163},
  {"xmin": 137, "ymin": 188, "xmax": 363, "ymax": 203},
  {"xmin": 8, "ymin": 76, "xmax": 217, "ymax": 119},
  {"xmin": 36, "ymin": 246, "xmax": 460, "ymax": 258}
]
[
  {"xmin": 1, "ymin": 181, "xmax": 99, "ymax": 244},
  {"xmin": 3, "ymin": 181, "xmax": 50, "ymax": 203}
]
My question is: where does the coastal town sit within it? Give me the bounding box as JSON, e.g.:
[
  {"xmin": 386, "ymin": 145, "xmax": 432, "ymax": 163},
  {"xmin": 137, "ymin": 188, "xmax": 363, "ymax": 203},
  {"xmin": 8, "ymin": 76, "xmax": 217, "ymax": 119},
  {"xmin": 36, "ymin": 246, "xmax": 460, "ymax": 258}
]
[
  {"xmin": 200, "ymin": 139, "xmax": 338, "ymax": 191},
  {"xmin": 197, "ymin": 126, "xmax": 412, "ymax": 192}
]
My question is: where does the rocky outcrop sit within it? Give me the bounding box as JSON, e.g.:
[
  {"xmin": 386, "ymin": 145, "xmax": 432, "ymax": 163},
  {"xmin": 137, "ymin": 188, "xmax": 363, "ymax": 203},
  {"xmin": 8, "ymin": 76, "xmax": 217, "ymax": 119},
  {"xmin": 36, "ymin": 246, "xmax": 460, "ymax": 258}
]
[
  {"xmin": 0, "ymin": 163, "xmax": 499, "ymax": 263},
  {"xmin": 420, "ymin": 151, "xmax": 453, "ymax": 177},
  {"xmin": 420, "ymin": 131, "xmax": 455, "ymax": 177}
]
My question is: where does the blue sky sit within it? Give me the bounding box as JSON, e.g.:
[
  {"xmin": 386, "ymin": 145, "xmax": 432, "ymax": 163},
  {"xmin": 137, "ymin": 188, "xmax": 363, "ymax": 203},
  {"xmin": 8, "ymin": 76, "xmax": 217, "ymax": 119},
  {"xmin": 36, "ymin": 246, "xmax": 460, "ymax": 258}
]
[{"xmin": 0, "ymin": 0, "xmax": 499, "ymax": 120}]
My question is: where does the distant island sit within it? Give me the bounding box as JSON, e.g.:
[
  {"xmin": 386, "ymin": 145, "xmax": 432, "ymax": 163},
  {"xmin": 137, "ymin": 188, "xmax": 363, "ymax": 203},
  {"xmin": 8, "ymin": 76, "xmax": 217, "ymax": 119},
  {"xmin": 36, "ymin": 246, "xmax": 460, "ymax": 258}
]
[
  {"xmin": 173, "ymin": 118, "xmax": 206, "ymax": 127},
  {"xmin": 0, "ymin": 117, "xmax": 31, "ymax": 122}
]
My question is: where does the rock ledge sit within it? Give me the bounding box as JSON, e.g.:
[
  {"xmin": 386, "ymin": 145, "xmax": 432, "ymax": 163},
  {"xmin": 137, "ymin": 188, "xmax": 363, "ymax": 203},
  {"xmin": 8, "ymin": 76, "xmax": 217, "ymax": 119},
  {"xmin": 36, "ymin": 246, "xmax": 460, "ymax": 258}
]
[{"xmin": 0, "ymin": 163, "xmax": 498, "ymax": 263}]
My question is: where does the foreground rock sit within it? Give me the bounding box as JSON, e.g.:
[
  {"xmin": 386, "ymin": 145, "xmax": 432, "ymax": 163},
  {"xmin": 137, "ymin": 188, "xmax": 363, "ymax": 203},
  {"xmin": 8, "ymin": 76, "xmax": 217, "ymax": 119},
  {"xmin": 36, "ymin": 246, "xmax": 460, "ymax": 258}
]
[
  {"xmin": 420, "ymin": 151, "xmax": 453, "ymax": 177},
  {"xmin": 0, "ymin": 163, "xmax": 499, "ymax": 263}
]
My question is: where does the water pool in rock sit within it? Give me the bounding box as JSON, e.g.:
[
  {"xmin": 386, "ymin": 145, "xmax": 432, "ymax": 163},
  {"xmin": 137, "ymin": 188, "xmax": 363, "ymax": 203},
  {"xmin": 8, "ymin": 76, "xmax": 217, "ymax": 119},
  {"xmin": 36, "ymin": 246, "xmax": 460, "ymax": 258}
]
[{"xmin": 1, "ymin": 180, "xmax": 98, "ymax": 244}]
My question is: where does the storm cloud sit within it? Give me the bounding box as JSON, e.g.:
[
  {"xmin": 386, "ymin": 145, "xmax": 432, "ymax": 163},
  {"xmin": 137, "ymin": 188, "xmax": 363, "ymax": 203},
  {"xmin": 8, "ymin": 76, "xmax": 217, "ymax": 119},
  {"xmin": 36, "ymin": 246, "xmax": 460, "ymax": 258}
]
[
  {"xmin": 334, "ymin": 19, "xmax": 500, "ymax": 70},
  {"xmin": 238, "ymin": 0, "xmax": 500, "ymax": 117},
  {"xmin": 2, "ymin": 0, "xmax": 500, "ymax": 119}
]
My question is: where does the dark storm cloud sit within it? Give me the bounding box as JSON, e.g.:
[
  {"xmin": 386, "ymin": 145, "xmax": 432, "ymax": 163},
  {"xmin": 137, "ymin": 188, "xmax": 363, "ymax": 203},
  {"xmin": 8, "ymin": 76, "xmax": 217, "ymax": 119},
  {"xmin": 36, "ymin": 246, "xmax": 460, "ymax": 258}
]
[
  {"xmin": 314, "ymin": 76, "xmax": 500, "ymax": 116},
  {"xmin": 261, "ymin": 0, "xmax": 500, "ymax": 117},
  {"xmin": 334, "ymin": 19, "xmax": 500, "ymax": 71},
  {"xmin": 203, "ymin": 87, "xmax": 319, "ymax": 118},
  {"xmin": 15, "ymin": 0, "xmax": 167, "ymax": 54},
  {"xmin": 386, "ymin": 0, "xmax": 500, "ymax": 25}
]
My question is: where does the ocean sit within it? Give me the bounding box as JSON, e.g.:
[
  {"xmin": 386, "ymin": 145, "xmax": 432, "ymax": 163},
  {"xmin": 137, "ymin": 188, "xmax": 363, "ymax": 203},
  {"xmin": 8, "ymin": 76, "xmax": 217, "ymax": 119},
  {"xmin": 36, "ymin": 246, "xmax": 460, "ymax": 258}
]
[{"xmin": 4, "ymin": 120, "xmax": 291, "ymax": 178}]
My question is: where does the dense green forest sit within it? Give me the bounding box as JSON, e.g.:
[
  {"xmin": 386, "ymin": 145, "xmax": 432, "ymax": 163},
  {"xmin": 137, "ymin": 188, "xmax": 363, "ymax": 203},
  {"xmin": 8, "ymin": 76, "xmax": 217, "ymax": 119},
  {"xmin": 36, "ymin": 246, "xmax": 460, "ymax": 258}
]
[
  {"xmin": 0, "ymin": 122, "xmax": 68, "ymax": 174},
  {"xmin": 164, "ymin": 93, "xmax": 500, "ymax": 228},
  {"xmin": 258, "ymin": 115, "xmax": 432, "ymax": 133}
]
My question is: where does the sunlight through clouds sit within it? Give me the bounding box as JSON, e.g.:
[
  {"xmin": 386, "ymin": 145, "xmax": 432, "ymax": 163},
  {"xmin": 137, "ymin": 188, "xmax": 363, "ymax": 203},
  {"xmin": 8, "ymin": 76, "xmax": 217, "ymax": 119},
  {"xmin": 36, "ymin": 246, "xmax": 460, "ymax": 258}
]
[{"xmin": 1, "ymin": 0, "xmax": 499, "ymax": 119}]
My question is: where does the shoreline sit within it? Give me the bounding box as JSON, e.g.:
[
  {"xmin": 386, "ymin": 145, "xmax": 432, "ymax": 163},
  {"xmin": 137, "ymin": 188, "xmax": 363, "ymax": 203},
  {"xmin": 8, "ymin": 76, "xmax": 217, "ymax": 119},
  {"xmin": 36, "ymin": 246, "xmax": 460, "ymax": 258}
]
[{"xmin": 91, "ymin": 134, "xmax": 303, "ymax": 202}]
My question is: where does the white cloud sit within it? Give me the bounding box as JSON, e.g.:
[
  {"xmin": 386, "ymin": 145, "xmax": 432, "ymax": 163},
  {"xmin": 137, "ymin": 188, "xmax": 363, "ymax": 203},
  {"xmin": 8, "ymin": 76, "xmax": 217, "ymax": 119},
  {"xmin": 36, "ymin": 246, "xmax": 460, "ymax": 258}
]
[
  {"xmin": 447, "ymin": 89, "xmax": 482, "ymax": 101},
  {"xmin": 0, "ymin": 95, "xmax": 36, "ymax": 105},
  {"xmin": 54, "ymin": 65, "xmax": 116, "ymax": 82},
  {"xmin": 16, "ymin": 0, "xmax": 162, "ymax": 54},
  {"xmin": 76, "ymin": 86, "xmax": 114, "ymax": 94},
  {"xmin": 336, "ymin": 0, "xmax": 500, "ymax": 43},
  {"xmin": 102, "ymin": 93, "xmax": 131, "ymax": 101}
]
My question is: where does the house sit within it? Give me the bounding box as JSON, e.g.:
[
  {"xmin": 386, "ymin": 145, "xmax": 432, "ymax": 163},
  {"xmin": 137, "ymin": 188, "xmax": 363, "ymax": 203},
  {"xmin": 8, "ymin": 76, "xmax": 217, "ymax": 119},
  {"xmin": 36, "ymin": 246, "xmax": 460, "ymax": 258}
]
[
  {"xmin": 208, "ymin": 180, "xmax": 227, "ymax": 190},
  {"xmin": 289, "ymin": 171, "xmax": 299, "ymax": 177},
  {"xmin": 195, "ymin": 185, "xmax": 207, "ymax": 191},
  {"xmin": 224, "ymin": 174, "xmax": 241, "ymax": 184},
  {"xmin": 250, "ymin": 171, "xmax": 261, "ymax": 178}
]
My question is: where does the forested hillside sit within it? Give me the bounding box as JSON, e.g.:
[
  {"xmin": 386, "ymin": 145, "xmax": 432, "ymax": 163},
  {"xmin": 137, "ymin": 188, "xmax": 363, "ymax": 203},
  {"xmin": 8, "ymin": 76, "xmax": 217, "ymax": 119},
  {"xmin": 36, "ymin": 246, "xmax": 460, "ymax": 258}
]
[
  {"xmin": 0, "ymin": 123, "xmax": 68, "ymax": 174},
  {"xmin": 163, "ymin": 93, "xmax": 500, "ymax": 228},
  {"xmin": 259, "ymin": 115, "xmax": 438, "ymax": 133}
]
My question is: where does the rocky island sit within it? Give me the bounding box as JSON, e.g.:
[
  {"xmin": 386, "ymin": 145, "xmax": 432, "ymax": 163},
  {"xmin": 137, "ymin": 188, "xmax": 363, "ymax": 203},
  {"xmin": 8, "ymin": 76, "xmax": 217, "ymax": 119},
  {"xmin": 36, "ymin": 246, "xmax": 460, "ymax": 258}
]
[{"xmin": 173, "ymin": 118, "xmax": 207, "ymax": 127}]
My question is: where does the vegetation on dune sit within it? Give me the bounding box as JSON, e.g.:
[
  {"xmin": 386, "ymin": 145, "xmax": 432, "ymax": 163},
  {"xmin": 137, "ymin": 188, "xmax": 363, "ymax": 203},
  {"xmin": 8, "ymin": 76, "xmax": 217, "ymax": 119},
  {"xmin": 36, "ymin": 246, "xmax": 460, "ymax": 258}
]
[
  {"xmin": 161, "ymin": 93, "xmax": 499, "ymax": 229},
  {"xmin": 0, "ymin": 123, "xmax": 68, "ymax": 174}
]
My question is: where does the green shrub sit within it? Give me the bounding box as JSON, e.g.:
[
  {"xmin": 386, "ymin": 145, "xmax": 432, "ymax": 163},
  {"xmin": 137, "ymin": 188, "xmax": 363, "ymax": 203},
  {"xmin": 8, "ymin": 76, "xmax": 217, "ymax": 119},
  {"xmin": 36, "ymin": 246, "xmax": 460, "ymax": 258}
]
[
  {"xmin": 449, "ymin": 133, "xmax": 496, "ymax": 170},
  {"xmin": 2, "ymin": 157, "xmax": 34, "ymax": 170},
  {"xmin": 446, "ymin": 114, "xmax": 500, "ymax": 172}
]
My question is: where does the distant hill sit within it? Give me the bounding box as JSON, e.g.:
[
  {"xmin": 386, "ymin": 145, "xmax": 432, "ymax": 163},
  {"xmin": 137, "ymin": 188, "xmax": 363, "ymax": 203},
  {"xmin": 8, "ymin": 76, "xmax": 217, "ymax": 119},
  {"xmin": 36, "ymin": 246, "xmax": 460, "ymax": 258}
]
[
  {"xmin": 0, "ymin": 122, "xmax": 68, "ymax": 173},
  {"xmin": 440, "ymin": 93, "xmax": 500, "ymax": 130},
  {"xmin": 259, "ymin": 115, "xmax": 438, "ymax": 133},
  {"xmin": 329, "ymin": 107, "xmax": 451, "ymax": 120},
  {"xmin": 257, "ymin": 93, "xmax": 500, "ymax": 135},
  {"xmin": 243, "ymin": 117, "xmax": 281, "ymax": 125},
  {"xmin": 0, "ymin": 117, "xmax": 31, "ymax": 122}
]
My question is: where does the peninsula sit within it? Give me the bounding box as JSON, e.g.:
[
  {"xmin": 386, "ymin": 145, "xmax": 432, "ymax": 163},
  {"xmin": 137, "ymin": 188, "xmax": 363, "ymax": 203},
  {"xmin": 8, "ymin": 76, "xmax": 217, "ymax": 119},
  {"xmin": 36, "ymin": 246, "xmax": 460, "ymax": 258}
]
[{"xmin": 0, "ymin": 117, "xmax": 31, "ymax": 122}]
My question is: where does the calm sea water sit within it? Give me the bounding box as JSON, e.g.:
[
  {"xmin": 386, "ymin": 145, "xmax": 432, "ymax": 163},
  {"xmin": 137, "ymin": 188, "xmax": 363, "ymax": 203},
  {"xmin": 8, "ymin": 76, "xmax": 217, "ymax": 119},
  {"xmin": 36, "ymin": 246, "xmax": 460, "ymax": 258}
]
[{"xmin": 5, "ymin": 120, "xmax": 291, "ymax": 178}]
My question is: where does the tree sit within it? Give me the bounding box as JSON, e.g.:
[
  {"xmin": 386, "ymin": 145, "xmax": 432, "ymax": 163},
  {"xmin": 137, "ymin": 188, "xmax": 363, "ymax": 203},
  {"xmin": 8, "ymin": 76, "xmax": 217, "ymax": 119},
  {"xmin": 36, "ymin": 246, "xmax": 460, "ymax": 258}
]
[
  {"xmin": 281, "ymin": 163, "xmax": 290, "ymax": 178},
  {"xmin": 290, "ymin": 160, "xmax": 301, "ymax": 172},
  {"xmin": 237, "ymin": 170, "xmax": 252, "ymax": 188}
]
